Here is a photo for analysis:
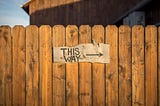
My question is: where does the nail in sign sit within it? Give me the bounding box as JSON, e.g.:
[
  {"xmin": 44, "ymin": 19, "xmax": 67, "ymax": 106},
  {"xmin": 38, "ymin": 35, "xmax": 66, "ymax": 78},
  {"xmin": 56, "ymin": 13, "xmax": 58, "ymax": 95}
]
[{"xmin": 53, "ymin": 43, "xmax": 110, "ymax": 63}]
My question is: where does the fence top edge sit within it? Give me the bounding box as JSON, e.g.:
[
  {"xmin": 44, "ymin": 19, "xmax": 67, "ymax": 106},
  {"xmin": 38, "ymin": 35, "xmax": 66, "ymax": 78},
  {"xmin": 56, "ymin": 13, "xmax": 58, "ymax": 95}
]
[
  {"xmin": 26, "ymin": 25, "xmax": 38, "ymax": 29},
  {"xmin": 145, "ymin": 25, "xmax": 157, "ymax": 29},
  {"xmin": 106, "ymin": 25, "xmax": 118, "ymax": 29},
  {"xmin": 66, "ymin": 25, "xmax": 78, "ymax": 28},
  {"xmin": 92, "ymin": 25, "xmax": 104, "ymax": 28},
  {"xmin": 53, "ymin": 25, "xmax": 65, "ymax": 28},
  {"xmin": 0, "ymin": 25, "xmax": 11, "ymax": 29},
  {"xmin": 132, "ymin": 25, "xmax": 144, "ymax": 29},
  {"xmin": 0, "ymin": 25, "xmax": 159, "ymax": 29},
  {"xmin": 79, "ymin": 25, "xmax": 91, "ymax": 28},
  {"xmin": 13, "ymin": 25, "xmax": 25, "ymax": 29}
]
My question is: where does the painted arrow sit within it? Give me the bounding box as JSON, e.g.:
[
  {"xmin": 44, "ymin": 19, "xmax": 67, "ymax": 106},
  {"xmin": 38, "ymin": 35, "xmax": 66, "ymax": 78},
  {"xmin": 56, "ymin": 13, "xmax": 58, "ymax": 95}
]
[{"xmin": 86, "ymin": 53, "xmax": 103, "ymax": 57}]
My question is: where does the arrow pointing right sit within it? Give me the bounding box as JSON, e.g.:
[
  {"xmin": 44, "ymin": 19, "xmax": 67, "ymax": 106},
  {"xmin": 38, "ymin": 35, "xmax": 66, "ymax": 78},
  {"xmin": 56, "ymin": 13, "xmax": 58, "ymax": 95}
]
[{"xmin": 86, "ymin": 53, "xmax": 103, "ymax": 57}]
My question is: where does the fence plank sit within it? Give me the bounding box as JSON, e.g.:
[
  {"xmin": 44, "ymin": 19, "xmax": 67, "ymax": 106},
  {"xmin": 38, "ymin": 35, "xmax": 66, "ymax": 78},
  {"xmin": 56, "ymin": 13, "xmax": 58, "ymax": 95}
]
[
  {"xmin": 39, "ymin": 25, "xmax": 53, "ymax": 106},
  {"xmin": 26, "ymin": 26, "xmax": 39, "ymax": 106},
  {"xmin": 158, "ymin": 27, "xmax": 160, "ymax": 106},
  {"xmin": 119, "ymin": 25, "xmax": 132, "ymax": 106},
  {"xmin": 132, "ymin": 26, "xmax": 144, "ymax": 106},
  {"xmin": 52, "ymin": 25, "xmax": 65, "ymax": 106},
  {"xmin": 0, "ymin": 26, "xmax": 12, "ymax": 106},
  {"xmin": 79, "ymin": 25, "xmax": 92, "ymax": 106},
  {"xmin": 12, "ymin": 26, "xmax": 25, "ymax": 106},
  {"xmin": 106, "ymin": 25, "xmax": 118, "ymax": 106},
  {"xmin": 0, "ymin": 26, "xmax": 5, "ymax": 106},
  {"xmin": 145, "ymin": 26, "xmax": 157, "ymax": 106},
  {"xmin": 66, "ymin": 25, "xmax": 78, "ymax": 106},
  {"xmin": 92, "ymin": 25, "xmax": 105, "ymax": 106}
]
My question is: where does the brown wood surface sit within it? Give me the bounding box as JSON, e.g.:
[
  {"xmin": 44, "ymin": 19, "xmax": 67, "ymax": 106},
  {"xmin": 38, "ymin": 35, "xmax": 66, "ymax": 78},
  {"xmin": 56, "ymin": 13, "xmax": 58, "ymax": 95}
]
[
  {"xmin": 158, "ymin": 27, "xmax": 160, "ymax": 106},
  {"xmin": 0, "ymin": 26, "xmax": 12, "ymax": 106},
  {"xmin": 119, "ymin": 25, "xmax": 132, "ymax": 106},
  {"xmin": 52, "ymin": 25, "xmax": 65, "ymax": 106},
  {"xmin": 105, "ymin": 25, "xmax": 118, "ymax": 106},
  {"xmin": 12, "ymin": 26, "xmax": 25, "ymax": 106},
  {"xmin": 92, "ymin": 25, "xmax": 105, "ymax": 106},
  {"xmin": 26, "ymin": 25, "xmax": 39, "ymax": 106},
  {"xmin": 29, "ymin": 1, "xmax": 36, "ymax": 25},
  {"xmin": 66, "ymin": 25, "xmax": 79, "ymax": 106},
  {"xmin": 0, "ymin": 25, "xmax": 159, "ymax": 106},
  {"xmin": 79, "ymin": 25, "xmax": 92, "ymax": 106},
  {"xmin": 132, "ymin": 26, "xmax": 144, "ymax": 106},
  {"xmin": 39, "ymin": 25, "xmax": 53, "ymax": 106},
  {"xmin": 145, "ymin": 26, "xmax": 157, "ymax": 106}
]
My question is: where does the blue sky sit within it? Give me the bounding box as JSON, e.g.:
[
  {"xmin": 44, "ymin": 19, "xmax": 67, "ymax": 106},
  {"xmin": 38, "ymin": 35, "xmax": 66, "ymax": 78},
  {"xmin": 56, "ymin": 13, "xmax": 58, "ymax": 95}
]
[{"xmin": 0, "ymin": 0, "xmax": 29, "ymax": 27}]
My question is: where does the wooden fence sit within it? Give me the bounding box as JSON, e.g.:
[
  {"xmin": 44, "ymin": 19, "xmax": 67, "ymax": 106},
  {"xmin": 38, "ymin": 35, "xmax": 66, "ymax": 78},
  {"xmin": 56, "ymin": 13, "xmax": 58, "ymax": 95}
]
[{"xmin": 0, "ymin": 25, "xmax": 159, "ymax": 106}]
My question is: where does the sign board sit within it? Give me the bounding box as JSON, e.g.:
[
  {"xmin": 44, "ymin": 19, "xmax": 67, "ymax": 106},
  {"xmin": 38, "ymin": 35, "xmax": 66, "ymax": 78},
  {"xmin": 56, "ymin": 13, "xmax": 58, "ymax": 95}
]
[{"xmin": 53, "ymin": 43, "xmax": 110, "ymax": 63}]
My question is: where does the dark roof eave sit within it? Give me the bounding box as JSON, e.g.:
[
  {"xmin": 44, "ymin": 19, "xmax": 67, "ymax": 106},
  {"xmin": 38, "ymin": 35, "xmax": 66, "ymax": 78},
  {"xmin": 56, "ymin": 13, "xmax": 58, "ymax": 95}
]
[
  {"xmin": 22, "ymin": 5, "xmax": 29, "ymax": 14},
  {"xmin": 21, "ymin": 0, "xmax": 33, "ymax": 14}
]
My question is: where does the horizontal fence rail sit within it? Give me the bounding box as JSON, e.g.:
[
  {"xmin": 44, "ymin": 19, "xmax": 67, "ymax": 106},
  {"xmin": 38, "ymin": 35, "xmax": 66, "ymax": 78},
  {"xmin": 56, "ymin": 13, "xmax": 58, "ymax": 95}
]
[{"xmin": 0, "ymin": 25, "xmax": 159, "ymax": 106}]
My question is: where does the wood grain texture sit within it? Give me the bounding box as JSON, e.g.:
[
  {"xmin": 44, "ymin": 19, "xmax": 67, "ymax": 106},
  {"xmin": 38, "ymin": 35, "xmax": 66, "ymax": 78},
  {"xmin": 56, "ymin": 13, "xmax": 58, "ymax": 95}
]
[
  {"xmin": 66, "ymin": 25, "xmax": 78, "ymax": 106},
  {"xmin": 29, "ymin": 1, "xmax": 36, "ymax": 25},
  {"xmin": 145, "ymin": 26, "xmax": 157, "ymax": 106},
  {"xmin": 132, "ymin": 26, "xmax": 144, "ymax": 106},
  {"xmin": 39, "ymin": 25, "xmax": 53, "ymax": 106},
  {"xmin": 79, "ymin": 25, "xmax": 92, "ymax": 106},
  {"xmin": 26, "ymin": 25, "xmax": 39, "ymax": 106},
  {"xmin": 52, "ymin": 25, "xmax": 65, "ymax": 106},
  {"xmin": 0, "ymin": 26, "xmax": 12, "ymax": 106},
  {"xmin": 119, "ymin": 25, "xmax": 132, "ymax": 106},
  {"xmin": 92, "ymin": 25, "xmax": 105, "ymax": 106},
  {"xmin": 12, "ymin": 26, "xmax": 25, "ymax": 106},
  {"xmin": 105, "ymin": 25, "xmax": 118, "ymax": 106},
  {"xmin": 158, "ymin": 27, "xmax": 160, "ymax": 106}
]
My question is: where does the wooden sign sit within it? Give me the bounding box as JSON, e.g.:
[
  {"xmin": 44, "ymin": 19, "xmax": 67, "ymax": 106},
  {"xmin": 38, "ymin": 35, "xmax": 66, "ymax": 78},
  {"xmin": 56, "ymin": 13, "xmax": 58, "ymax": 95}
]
[{"xmin": 53, "ymin": 43, "xmax": 110, "ymax": 63}]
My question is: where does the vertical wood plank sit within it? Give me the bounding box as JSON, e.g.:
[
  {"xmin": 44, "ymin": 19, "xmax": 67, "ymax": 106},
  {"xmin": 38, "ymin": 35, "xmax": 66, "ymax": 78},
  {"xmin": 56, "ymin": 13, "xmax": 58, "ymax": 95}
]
[
  {"xmin": 39, "ymin": 25, "xmax": 52, "ymax": 106},
  {"xmin": 0, "ymin": 26, "xmax": 5, "ymax": 106},
  {"xmin": 145, "ymin": 26, "xmax": 157, "ymax": 106},
  {"xmin": 92, "ymin": 25, "xmax": 105, "ymax": 106},
  {"xmin": 79, "ymin": 25, "xmax": 92, "ymax": 106},
  {"xmin": 0, "ymin": 26, "xmax": 12, "ymax": 106},
  {"xmin": 132, "ymin": 26, "xmax": 144, "ymax": 106},
  {"xmin": 26, "ymin": 25, "xmax": 39, "ymax": 106},
  {"xmin": 52, "ymin": 25, "xmax": 65, "ymax": 106},
  {"xmin": 119, "ymin": 25, "xmax": 132, "ymax": 106},
  {"xmin": 66, "ymin": 25, "xmax": 78, "ymax": 106},
  {"xmin": 158, "ymin": 27, "xmax": 160, "ymax": 106},
  {"xmin": 105, "ymin": 25, "xmax": 118, "ymax": 106},
  {"xmin": 12, "ymin": 26, "xmax": 25, "ymax": 106}
]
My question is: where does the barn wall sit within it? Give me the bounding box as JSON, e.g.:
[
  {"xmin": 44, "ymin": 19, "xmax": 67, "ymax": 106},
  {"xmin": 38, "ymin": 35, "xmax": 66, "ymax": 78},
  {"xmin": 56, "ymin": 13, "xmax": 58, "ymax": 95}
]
[{"xmin": 29, "ymin": 0, "xmax": 144, "ymax": 26}]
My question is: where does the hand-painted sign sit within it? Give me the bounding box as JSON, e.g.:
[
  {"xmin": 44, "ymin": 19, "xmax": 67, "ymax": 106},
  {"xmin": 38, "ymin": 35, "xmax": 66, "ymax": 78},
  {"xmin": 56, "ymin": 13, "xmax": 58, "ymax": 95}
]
[{"xmin": 53, "ymin": 43, "xmax": 110, "ymax": 63}]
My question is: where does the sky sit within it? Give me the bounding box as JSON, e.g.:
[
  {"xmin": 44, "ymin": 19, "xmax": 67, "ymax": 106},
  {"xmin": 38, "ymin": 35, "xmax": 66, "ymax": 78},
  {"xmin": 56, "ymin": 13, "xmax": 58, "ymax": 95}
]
[{"xmin": 0, "ymin": 0, "xmax": 29, "ymax": 27}]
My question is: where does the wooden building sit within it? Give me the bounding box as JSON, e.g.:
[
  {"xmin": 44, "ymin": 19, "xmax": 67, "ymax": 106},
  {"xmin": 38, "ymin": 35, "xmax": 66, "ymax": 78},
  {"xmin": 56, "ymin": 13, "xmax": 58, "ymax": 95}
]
[{"xmin": 22, "ymin": 0, "xmax": 159, "ymax": 26}]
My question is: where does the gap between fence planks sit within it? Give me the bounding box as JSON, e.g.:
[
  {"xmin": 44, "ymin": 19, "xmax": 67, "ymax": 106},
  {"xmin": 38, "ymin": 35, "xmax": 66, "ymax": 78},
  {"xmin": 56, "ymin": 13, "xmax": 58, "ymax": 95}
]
[{"xmin": 0, "ymin": 25, "xmax": 159, "ymax": 106}]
